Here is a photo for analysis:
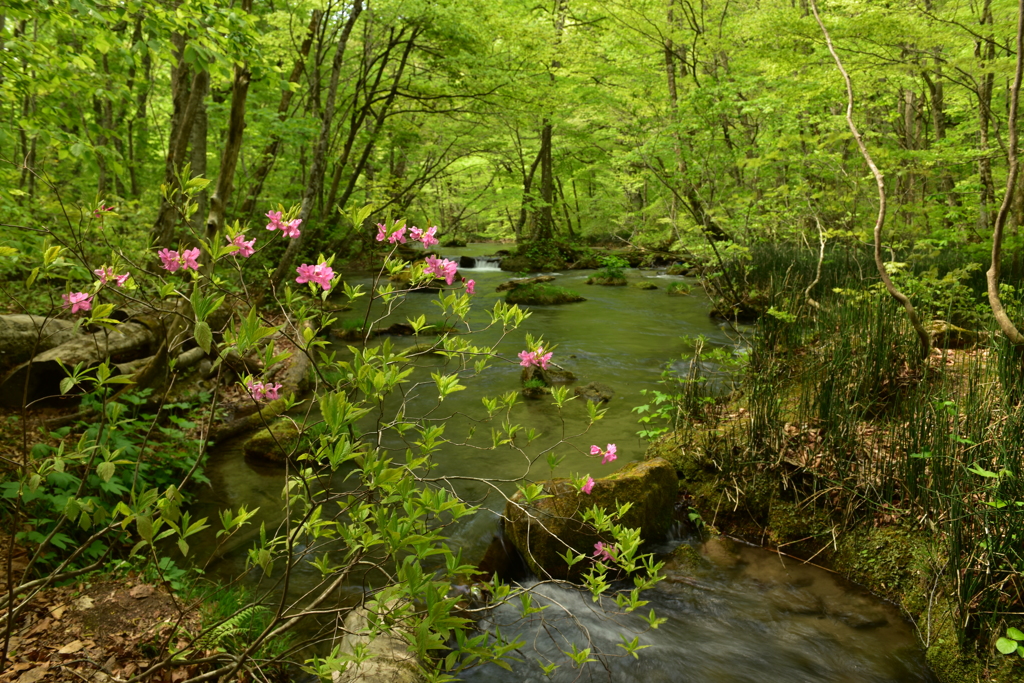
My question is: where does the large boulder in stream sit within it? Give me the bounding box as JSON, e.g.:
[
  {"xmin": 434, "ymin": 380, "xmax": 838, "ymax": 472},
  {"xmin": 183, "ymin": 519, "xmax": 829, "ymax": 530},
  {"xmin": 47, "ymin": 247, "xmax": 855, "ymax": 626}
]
[
  {"xmin": 504, "ymin": 458, "xmax": 677, "ymax": 581},
  {"xmin": 495, "ymin": 275, "xmax": 555, "ymax": 292},
  {"xmin": 506, "ymin": 284, "xmax": 586, "ymax": 306},
  {"xmin": 332, "ymin": 601, "xmax": 423, "ymax": 683},
  {"xmin": 574, "ymin": 382, "xmax": 614, "ymax": 404},
  {"xmin": 242, "ymin": 420, "xmax": 301, "ymax": 463}
]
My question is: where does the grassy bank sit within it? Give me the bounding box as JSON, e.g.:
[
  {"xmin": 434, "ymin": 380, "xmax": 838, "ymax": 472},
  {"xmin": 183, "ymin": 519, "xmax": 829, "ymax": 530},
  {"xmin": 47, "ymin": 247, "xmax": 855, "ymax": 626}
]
[{"xmin": 644, "ymin": 243, "xmax": 1024, "ymax": 681}]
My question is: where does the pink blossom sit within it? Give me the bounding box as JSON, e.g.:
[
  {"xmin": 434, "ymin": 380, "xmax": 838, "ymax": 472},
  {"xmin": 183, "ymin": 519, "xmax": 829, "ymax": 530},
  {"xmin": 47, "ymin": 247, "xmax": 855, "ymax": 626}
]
[
  {"xmin": 94, "ymin": 266, "xmax": 129, "ymax": 287},
  {"xmin": 519, "ymin": 347, "xmax": 553, "ymax": 370},
  {"xmin": 419, "ymin": 226, "xmax": 439, "ymax": 247},
  {"xmin": 181, "ymin": 248, "xmax": 201, "ymax": 271},
  {"xmin": 464, "ymin": 279, "xmax": 475, "ymax": 295},
  {"xmin": 265, "ymin": 210, "xmax": 285, "ymax": 232},
  {"xmin": 593, "ymin": 542, "xmax": 616, "ymax": 562},
  {"xmin": 228, "ymin": 233, "xmax": 256, "ymax": 257},
  {"xmin": 295, "ymin": 262, "xmax": 335, "ymax": 290},
  {"xmin": 518, "ymin": 350, "xmax": 536, "ymax": 368},
  {"xmin": 581, "ymin": 476, "xmax": 595, "ymax": 495},
  {"xmin": 376, "ymin": 223, "xmax": 388, "ymax": 242},
  {"xmin": 62, "ymin": 292, "xmax": 93, "ymax": 315},
  {"xmin": 388, "ymin": 226, "xmax": 407, "ymax": 244},
  {"xmin": 410, "ymin": 226, "xmax": 423, "ymax": 241},
  {"xmin": 158, "ymin": 248, "xmax": 181, "ymax": 272},
  {"xmin": 281, "ymin": 218, "xmax": 302, "ymax": 238},
  {"xmin": 424, "ymin": 256, "xmax": 458, "ymax": 285},
  {"xmin": 591, "ymin": 444, "xmax": 618, "ymax": 465},
  {"xmin": 262, "ymin": 382, "xmax": 283, "ymax": 400},
  {"xmin": 93, "ymin": 203, "xmax": 114, "ymax": 219},
  {"xmin": 535, "ymin": 346, "xmax": 552, "ymax": 370}
]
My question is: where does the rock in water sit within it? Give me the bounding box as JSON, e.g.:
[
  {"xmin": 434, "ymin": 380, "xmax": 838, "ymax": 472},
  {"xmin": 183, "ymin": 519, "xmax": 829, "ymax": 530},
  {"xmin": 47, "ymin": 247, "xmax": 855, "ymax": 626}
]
[
  {"xmin": 242, "ymin": 420, "xmax": 301, "ymax": 463},
  {"xmin": 495, "ymin": 275, "xmax": 556, "ymax": 292},
  {"xmin": 574, "ymin": 382, "xmax": 614, "ymax": 404},
  {"xmin": 332, "ymin": 601, "xmax": 423, "ymax": 683},
  {"xmin": 504, "ymin": 458, "xmax": 677, "ymax": 581}
]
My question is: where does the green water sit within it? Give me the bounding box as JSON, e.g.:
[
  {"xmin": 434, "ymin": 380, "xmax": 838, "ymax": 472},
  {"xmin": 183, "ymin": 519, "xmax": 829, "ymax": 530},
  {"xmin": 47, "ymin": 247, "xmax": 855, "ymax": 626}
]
[{"xmin": 187, "ymin": 245, "xmax": 935, "ymax": 681}]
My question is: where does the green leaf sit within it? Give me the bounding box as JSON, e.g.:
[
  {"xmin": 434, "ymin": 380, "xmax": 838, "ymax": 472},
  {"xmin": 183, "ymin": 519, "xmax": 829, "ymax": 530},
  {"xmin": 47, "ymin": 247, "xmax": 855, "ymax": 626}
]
[
  {"xmin": 59, "ymin": 377, "xmax": 75, "ymax": 395},
  {"xmin": 1008, "ymin": 627, "xmax": 1024, "ymax": 641},
  {"xmin": 194, "ymin": 321, "xmax": 213, "ymax": 354},
  {"xmin": 97, "ymin": 461, "xmax": 115, "ymax": 482},
  {"xmin": 997, "ymin": 637, "xmax": 1019, "ymax": 655}
]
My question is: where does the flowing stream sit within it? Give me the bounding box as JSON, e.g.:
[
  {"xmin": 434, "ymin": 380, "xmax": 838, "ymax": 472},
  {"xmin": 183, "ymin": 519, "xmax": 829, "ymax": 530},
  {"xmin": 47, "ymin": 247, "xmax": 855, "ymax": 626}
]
[{"xmin": 188, "ymin": 244, "xmax": 936, "ymax": 681}]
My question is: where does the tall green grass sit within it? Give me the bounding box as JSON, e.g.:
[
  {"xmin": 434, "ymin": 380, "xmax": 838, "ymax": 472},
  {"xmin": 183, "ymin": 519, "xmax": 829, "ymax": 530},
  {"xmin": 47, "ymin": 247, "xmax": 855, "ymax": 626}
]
[{"xmin": 725, "ymin": 241, "xmax": 1024, "ymax": 646}]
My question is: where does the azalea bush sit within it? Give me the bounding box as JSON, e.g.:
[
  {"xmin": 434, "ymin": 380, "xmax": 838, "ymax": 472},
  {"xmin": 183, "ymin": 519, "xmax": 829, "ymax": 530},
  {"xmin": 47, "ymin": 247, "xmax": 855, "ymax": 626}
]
[{"xmin": 0, "ymin": 192, "xmax": 665, "ymax": 682}]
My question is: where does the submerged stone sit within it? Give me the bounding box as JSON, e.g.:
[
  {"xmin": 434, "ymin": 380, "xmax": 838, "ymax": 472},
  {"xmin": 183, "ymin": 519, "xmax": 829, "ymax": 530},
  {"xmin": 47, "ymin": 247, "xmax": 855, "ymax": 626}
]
[
  {"xmin": 504, "ymin": 457, "xmax": 678, "ymax": 581},
  {"xmin": 243, "ymin": 420, "xmax": 301, "ymax": 463},
  {"xmin": 573, "ymin": 382, "xmax": 614, "ymax": 404}
]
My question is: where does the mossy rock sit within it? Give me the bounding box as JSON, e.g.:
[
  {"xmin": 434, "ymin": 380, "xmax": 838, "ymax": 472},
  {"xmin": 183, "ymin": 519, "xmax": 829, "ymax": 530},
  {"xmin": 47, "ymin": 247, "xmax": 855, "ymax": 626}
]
[
  {"xmin": 504, "ymin": 457, "xmax": 678, "ymax": 581},
  {"xmin": 665, "ymin": 263, "xmax": 693, "ymax": 276},
  {"xmin": 585, "ymin": 275, "xmax": 627, "ymax": 286},
  {"xmin": 440, "ymin": 237, "xmax": 467, "ymax": 247},
  {"xmin": 521, "ymin": 364, "xmax": 576, "ymax": 386},
  {"xmin": 496, "ymin": 275, "xmax": 556, "ymax": 292},
  {"xmin": 243, "ymin": 420, "xmax": 301, "ymax": 463},
  {"xmin": 506, "ymin": 283, "xmax": 586, "ymax": 306},
  {"xmin": 573, "ymin": 381, "xmax": 614, "ymax": 404},
  {"xmin": 499, "ymin": 240, "xmax": 593, "ymax": 272},
  {"xmin": 927, "ymin": 320, "xmax": 978, "ymax": 349},
  {"xmin": 632, "ymin": 281, "xmax": 658, "ymax": 290}
]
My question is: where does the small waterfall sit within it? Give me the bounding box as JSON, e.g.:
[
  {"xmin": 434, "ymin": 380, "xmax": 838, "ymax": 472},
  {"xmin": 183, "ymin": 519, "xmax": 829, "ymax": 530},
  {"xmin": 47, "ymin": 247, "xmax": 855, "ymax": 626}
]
[{"xmin": 454, "ymin": 255, "xmax": 503, "ymax": 271}]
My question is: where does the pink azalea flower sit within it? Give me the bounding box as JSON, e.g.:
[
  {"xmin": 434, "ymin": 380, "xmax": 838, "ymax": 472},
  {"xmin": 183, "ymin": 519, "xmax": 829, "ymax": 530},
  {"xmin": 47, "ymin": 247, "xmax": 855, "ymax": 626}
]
[
  {"xmin": 535, "ymin": 346, "xmax": 552, "ymax": 370},
  {"xmin": 590, "ymin": 444, "xmax": 618, "ymax": 465},
  {"xmin": 518, "ymin": 350, "xmax": 536, "ymax": 368},
  {"xmin": 181, "ymin": 247, "xmax": 201, "ymax": 271},
  {"xmin": 424, "ymin": 256, "xmax": 458, "ymax": 285},
  {"xmin": 581, "ymin": 476, "xmax": 595, "ymax": 495},
  {"xmin": 158, "ymin": 248, "xmax": 181, "ymax": 272},
  {"xmin": 376, "ymin": 223, "xmax": 388, "ymax": 242},
  {"xmin": 281, "ymin": 218, "xmax": 302, "ymax": 238},
  {"xmin": 295, "ymin": 262, "xmax": 335, "ymax": 290},
  {"xmin": 246, "ymin": 379, "xmax": 265, "ymax": 400},
  {"xmin": 388, "ymin": 226, "xmax": 407, "ymax": 244},
  {"xmin": 228, "ymin": 233, "xmax": 256, "ymax": 257},
  {"xmin": 593, "ymin": 542, "xmax": 615, "ymax": 562},
  {"xmin": 262, "ymin": 382, "xmax": 283, "ymax": 400},
  {"xmin": 410, "ymin": 226, "xmax": 423, "ymax": 241},
  {"xmin": 465, "ymin": 279, "xmax": 475, "ymax": 295},
  {"xmin": 420, "ymin": 226, "xmax": 439, "ymax": 247},
  {"xmin": 95, "ymin": 266, "xmax": 131, "ymax": 287},
  {"xmin": 62, "ymin": 292, "xmax": 93, "ymax": 315},
  {"xmin": 266, "ymin": 210, "xmax": 285, "ymax": 232}
]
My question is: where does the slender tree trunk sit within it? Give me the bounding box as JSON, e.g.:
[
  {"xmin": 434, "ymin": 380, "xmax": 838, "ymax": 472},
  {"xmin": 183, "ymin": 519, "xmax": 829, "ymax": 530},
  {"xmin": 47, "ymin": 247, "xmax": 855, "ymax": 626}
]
[
  {"xmin": 332, "ymin": 31, "xmax": 418, "ymax": 218},
  {"xmin": 238, "ymin": 10, "xmax": 321, "ymax": 217},
  {"xmin": 150, "ymin": 31, "xmax": 204, "ymax": 247},
  {"xmin": 190, "ymin": 70, "xmax": 210, "ymax": 233},
  {"xmin": 976, "ymin": 0, "xmax": 996, "ymax": 234},
  {"xmin": 267, "ymin": 0, "xmax": 363, "ymax": 293},
  {"xmin": 811, "ymin": 0, "xmax": 930, "ymax": 358},
  {"xmin": 986, "ymin": 0, "xmax": 1024, "ymax": 344},
  {"xmin": 204, "ymin": 58, "xmax": 251, "ymax": 240},
  {"xmin": 516, "ymin": 150, "xmax": 542, "ymax": 240}
]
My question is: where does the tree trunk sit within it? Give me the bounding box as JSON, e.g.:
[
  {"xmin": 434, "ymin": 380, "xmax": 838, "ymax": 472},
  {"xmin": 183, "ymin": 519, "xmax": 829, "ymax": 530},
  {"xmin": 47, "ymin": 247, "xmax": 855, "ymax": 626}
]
[
  {"xmin": 266, "ymin": 0, "xmax": 364, "ymax": 293},
  {"xmin": 0, "ymin": 320, "xmax": 163, "ymax": 408},
  {"xmin": 204, "ymin": 57, "xmax": 251, "ymax": 240},
  {"xmin": 150, "ymin": 32, "xmax": 205, "ymax": 248},
  {"xmin": 238, "ymin": 10, "xmax": 321, "ymax": 217},
  {"xmin": 976, "ymin": 0, "xmax": 996, "ymax": 235},
  {"xmin": 190, "ymin": 70, "xmax": 210, "ymax": 233}
]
